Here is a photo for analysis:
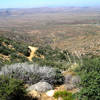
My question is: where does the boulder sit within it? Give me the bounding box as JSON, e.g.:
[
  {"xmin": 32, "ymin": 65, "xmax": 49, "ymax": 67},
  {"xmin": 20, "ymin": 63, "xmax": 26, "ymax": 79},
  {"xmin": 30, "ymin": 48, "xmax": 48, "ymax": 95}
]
[
  {"xmin": 27, "ymin": 82, "xmax": 53, "ymax": 92},
  {"xmin": 65, "ymin": 74, "xmax": 80, "ymax": 90},
  {"xmin": 65, "ymin": 74, "xmax": 72, "ymax": 84}
]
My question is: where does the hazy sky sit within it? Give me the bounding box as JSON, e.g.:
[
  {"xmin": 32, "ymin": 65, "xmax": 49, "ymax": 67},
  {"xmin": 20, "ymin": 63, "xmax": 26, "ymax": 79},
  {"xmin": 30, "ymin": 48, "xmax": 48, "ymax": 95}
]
[{"xmin": 0, "ymin": 0, "xmax": 100, "ymax": 8}]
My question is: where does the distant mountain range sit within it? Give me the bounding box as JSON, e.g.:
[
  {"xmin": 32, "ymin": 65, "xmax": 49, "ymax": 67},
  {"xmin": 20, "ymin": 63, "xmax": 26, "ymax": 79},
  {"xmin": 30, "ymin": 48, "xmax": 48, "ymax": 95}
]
[{"xmin": 0, "ymin": 7, "xmax": 99, "ymax": 16}]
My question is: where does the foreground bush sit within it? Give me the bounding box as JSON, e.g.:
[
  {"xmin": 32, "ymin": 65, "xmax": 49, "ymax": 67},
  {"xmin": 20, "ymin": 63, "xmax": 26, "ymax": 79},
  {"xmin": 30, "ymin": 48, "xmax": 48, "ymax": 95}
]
[
  {"xmin": 75, "ymin": 57, "xmax": 100, "ymax": 100},
  {"xmin": 54, "ymin": 91, "xmax": 74, "ymax": 100},
  {"xmin": 0, "ymin": 63, "xmax": 64, "ymax": 85},
  {"xmin": 0, "ymin": 76, "xmax": 27, "ymax": 100}
]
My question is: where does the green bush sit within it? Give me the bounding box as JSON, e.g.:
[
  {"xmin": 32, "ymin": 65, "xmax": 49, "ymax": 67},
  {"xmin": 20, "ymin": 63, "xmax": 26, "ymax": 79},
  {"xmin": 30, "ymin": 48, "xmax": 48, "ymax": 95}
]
[
  {"xmin": 10, "ymin": 53, "xmax": 28, "ymax": 62},
  {"xmin": 75, "ymin": 57, "xmax": 100, "ymax": 100},
  {"xmin": 35, "ymin": 46, "xmax": 80, "ymax": 71},
  {"xmin": 12, "ymin": 42, "xmax": 29, "ymax": 56},
  {"xmin": 0, "ymin": 76, "xmax": 27, "ymax": 100},
  {"xmin": 54, "ymin": 91, "xmax": 74, "ymax": 100},
  {"xmin": 0, "ymin": 45, "xmax": 12, "ymax": 56},
  {"xmin": 0, "ymin": 36, "xmax": 30, "ymax": 65},
  {"xmin": 0, "ymin": 36, "xmax": 29, "ymax": 57}
]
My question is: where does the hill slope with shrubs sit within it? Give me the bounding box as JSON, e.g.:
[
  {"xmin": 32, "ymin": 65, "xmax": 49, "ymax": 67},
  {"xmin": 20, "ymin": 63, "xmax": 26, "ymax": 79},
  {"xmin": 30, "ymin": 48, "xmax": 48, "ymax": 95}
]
[
  {"xmin": 0, "ymin": 36, "xmax": 29, "ymax": 66},
  {"xmin": 0, "ymin": 36, "xmax": 79, "ymax": 70},
  {"xmin": 0, "ymin": 36, "xmax": 100, "ymax": 100}
]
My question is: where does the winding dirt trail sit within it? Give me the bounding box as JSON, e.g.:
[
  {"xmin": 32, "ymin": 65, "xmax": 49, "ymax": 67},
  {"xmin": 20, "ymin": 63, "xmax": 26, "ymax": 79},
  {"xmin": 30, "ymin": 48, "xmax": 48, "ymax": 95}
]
[
  {"xmin": 27, "ymin": 46, "xmax": 38, "ymax": 61},
  {"xmin": 27, "ymin": 46, "xmax": 44, "ymax": 61}
]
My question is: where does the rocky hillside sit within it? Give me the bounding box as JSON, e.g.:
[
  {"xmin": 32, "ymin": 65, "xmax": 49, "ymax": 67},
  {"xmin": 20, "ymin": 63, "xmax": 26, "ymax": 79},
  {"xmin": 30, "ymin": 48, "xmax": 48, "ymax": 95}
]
[{"xmin": 0, "ymin": 36, "xmax": 80, "ymax": 70}]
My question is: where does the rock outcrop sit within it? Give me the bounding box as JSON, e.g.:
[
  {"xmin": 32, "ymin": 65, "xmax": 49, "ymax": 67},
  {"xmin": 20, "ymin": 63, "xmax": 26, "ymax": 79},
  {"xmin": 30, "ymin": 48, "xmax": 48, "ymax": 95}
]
[
  {"xmin": 27, "ymin": 82, "xmax": 53, "ymax": 92},
  {"xmin": 65, "ymin": 73, "xmax": 80, "ymax": 91}
]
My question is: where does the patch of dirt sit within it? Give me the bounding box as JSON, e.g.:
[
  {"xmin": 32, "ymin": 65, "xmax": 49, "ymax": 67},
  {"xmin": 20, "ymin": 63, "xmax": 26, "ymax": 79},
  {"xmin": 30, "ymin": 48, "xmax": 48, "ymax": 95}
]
[
  {"xmin": 27, "ymin": 46, "xmax": 44, "ymax": 61},
  {"xmin": 0, "ymin": 54, "xmax": 10, "ymax": 61}
]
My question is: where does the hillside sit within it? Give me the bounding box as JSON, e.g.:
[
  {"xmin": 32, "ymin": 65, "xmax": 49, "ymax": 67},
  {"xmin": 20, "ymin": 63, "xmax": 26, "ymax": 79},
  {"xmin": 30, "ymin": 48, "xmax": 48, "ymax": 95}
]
[
  {"xmin": 0, "ymin": 36, "xmax": 100, "ymax": 100},
  {"xmin": 0, "ymin": 7, "xmax": 100, "ymax": 100},
  {"xmin": 0, "ymin": 7, "xmax": 100, "ymax": 56},
  {"xmin": 0, "ymin": 36, "xmax": 78, "ymax": 70}
]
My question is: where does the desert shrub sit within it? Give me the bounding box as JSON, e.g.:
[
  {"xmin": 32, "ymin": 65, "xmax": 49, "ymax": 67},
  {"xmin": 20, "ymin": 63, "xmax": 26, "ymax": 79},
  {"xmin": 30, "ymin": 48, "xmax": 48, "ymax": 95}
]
[
  {"xmin": 0, "ymin": 76, "xmax": 27, "ymax": 100},
  {"xmin": 0, "ymin": 36, "xmax": 29, "ymax": 65},
  {"xmin": 0, "ymin": 46, "xmax": 4, "ymax": 53},
  {"xmin": 12, "ymin": 42, "xmax": 29, "ymax": 56},
  {"xmin": 0, "ymin": 63, "xmax": 64, "ymax": 85},
  {"xmin": 0, "ymin": 40, "xmax": 15, "ymax": 56},
  {"xmin": 0, "ymin": 36, "xmax": 12, "ymax": 45},
  {"xmin": 32, "ymin": 58, "xmax": 70, "ymax": 70},
  {"xmin": 32, "ymin": 57, "xmax": 76, "ymax": 71},
  {"xmin": 0, "ymin": 45, "xmax": 12, "ymax": 56},
  {"xmin": 0, "ymin": 36, "xmax": 29, "ymax": 57},
  {"xmin": 35, "ymin": 46, "xmax": 79, "ymax": 71},
  {"xmin": 10, "ymin": 53, "xmax": 28, "ymax": 62},
  {"xmin": 36, "ymin": 46, "xmax": 77, "ymax": 62},
  {"xmin": 36, "ymin": 46, "xmax": 61, "ymax": 61},
  {"xmin": 54, "ymin": 91, "xmax": 74, "ymax": 100},
  {"xmin": 75, "ymin": 57, "xmax": 100, "ymax": 100}
]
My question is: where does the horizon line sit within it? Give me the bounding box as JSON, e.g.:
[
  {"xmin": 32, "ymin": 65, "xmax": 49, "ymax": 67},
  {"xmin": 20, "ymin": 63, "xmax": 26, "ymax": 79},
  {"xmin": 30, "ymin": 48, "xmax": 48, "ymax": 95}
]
[{"xmin": 0, "ymin": 6, "xmax": 100, "ymax": 9}]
